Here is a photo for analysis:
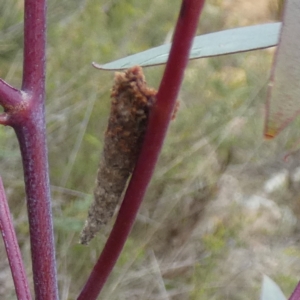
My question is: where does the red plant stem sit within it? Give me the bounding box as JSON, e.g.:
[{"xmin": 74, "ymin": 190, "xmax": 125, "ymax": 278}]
[
  {"xmin": 10, "ymin": 0, "xmax": 59, "ymax": 299},
  {"xmin": 0, "ymin": 177, "xmax": 32, "ymax": 300},
  {"xmin": 23, "ymin": 0, "xmax": 47, "ymax": 94},
  {"xmin": 77, "ymin": 0, "xmax": 205, "ymax": 299},
  {"xmin": 0, "ymin": 0, "xmax": 58, "ymax": 297},
  {"xmin": 289, "ymin": 281, "xmax": 300, "ymax": 300},
  {"xmin": 13, "ymin": 116, "xmax": 58, "ymax": 300}
]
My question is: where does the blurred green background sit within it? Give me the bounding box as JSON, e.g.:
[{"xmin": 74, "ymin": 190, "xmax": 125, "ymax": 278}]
[{"xmin": 2, "ymin": 0, "xmax": 300, "ymax": 299}]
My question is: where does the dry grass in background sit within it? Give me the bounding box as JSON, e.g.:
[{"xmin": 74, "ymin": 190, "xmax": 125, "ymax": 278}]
[{"xmin": 1, "ymin": 0, "xmax": 300, "ymax": 299}]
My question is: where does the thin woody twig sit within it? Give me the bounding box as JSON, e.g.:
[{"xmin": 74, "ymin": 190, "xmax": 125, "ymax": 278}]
[
  {"xmin": 0, "ymin": 0, "xmax": 58, "ymax": 298},
  {"xmin": 0, "ymin": 177, "xmax": 32, "ymax": 300},
  {"xmin": 22, "ymin": 0, "xmax": 47, "ymax": 94},
  {"xmin": 10, "ymin": 0, "xmax": 59, "ymax": 299}
]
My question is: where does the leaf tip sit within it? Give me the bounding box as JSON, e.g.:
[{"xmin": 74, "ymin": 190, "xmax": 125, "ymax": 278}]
[{"xmin": 92, "ymin": 62, "xmax": 104, "ymax": 70}]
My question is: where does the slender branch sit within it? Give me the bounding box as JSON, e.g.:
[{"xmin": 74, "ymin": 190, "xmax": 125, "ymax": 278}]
[
  {"xmin": 0, "ymin": 0, "xmax": 57, "ymax": 297},
  {"xmin": 14, "ymin": 115, "xmax": 58, "ymax": 300},
  {"xmin": 77, "ymin": 0, "xmax": 205, "ymax": 299},
  {"xmin": 0, "ymin": 0, "xmax": 58, "ymax": 298},
  {"xmin": 8, "ymin": 0, "xmax": 59, "ymax": 299},
  {"xmin": 289, "ymin": 282, "xmax": 300, "ymax": 300},
  {"xmin": 0, "ymin": 177, "xmax": 32, "ymax": 300},
  {"xmin": 22, "ymin": 0, "xmax": 47, "ymax": 94}
]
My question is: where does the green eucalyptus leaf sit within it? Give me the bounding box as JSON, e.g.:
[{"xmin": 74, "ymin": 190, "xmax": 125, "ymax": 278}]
[
  {"xmin": 260, "ymin": 275, "xmax": 287, "ymax": 300},
  {"xmin": 94, "ymin": 22, "xmax": 281, "ymax": 71},
  {"xmin": 264, "ymin": 0, "xmax": 300, "ymax": 138}
]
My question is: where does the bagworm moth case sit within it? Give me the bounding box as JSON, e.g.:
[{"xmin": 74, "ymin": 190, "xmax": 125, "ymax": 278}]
[{"xmin": 80, "ymin": 66, "xmax": 157, "ymax": 245}]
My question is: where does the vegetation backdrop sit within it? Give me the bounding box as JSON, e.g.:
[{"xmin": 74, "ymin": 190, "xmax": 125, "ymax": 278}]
[{"xmin": 1, "ymin": 0, "xmax": 299, "ymax": 299}]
